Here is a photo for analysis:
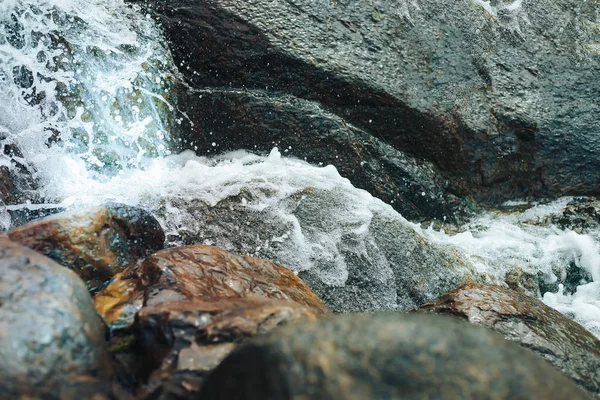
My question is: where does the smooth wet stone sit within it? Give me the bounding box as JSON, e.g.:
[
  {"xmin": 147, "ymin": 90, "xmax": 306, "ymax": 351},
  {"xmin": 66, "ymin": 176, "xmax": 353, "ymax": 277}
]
[
  {"xmin": 138, "ymin": 244, "xmax": 328, "ymax": 314},
  {"xmin": 7, "ymin": 202, "xmax": 165, "ymax": 292},
  {"xmin": 416, "ymin": 283, "xmax": 600, "ymax": 397},
  {"xmin": 0, "ymin": 237, "xmax": 114, "ymax": 398},
  {"xmin": 200, "ymin": 313, "xmax": 592, "ymax": 400},
  {"xmin": 136, "ymin": 298, "xmax": 318, "ymax": 398}
]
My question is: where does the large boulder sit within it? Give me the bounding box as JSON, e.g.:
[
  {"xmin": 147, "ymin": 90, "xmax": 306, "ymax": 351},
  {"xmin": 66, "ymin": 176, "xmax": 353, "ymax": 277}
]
[
  {"xmin": 416, "ymin": 283, "xmax": 600, "ymax": 397},
  {"xmin": 0, "ymin": 237, "xmax": 114, "ymax": 398},
  {"xmin": 140, "ymin": 0, "xmax": 600, "ymax": 209},
  {"xmin": 7, "ymin": 203, "xmax": 165, "ymax": 292},
  {"xmin": 200, "ymin": 313, "xmax": 591, "ymax": 399}
]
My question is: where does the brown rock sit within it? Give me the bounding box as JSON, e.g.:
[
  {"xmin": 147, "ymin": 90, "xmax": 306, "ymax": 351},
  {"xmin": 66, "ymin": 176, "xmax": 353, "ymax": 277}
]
[
  {"xmin": 7, "ymin": 203, "xmax": 165, "ymax": 292},
  {"xmin": 138, "ymin": 244, "xmax": 328, "ymax": 314},
  {"xmin": 0, "ymin": 237, "xmax": 114, "ymax": 398},
  {"xmin": 136, "ymin": 298, "xmax": 318, "ymax": 398},
  {"xmin": 200, "ymin": 313, "xmax": 591, "ymax": 400},
  {"xmin": 416, "ymin": 283, "xmax": 600, "ymax": 397},
  {"xmin": 94, "ymin": 266, "xmax": 145, "ymax": 332}
]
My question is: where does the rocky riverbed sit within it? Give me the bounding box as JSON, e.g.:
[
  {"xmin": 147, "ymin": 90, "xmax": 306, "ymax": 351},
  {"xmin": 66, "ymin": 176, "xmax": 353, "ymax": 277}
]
[{"xmin": 2, "ymin": 0, "xmax": 600, "ymax": 398}]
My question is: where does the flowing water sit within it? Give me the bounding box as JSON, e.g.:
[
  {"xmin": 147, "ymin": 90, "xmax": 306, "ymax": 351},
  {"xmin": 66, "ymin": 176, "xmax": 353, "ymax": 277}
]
[{"xmin": 2, "ymin": 0, "xmax": 600, "ymax": 336}]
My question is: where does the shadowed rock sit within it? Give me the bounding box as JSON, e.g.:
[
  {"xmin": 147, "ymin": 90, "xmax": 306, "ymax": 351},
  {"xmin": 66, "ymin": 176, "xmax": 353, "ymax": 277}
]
[
  {"xmin": 416, "ymin": 282, "xmax": 600, "ymax": 397},
  {"xmin": 7, "ymin": 203, "xmax": 165, "ymax": 292},
  {"xmin": 0, "ymin": 237, "xmax": 114, "ymax": 398},
  {"xmin": 136, "ymin": 298, "xmax": 318, "ymax": 398},
  {"xmin": 200, "ymin": 313, "xmax": 592, "ymax": 400}
]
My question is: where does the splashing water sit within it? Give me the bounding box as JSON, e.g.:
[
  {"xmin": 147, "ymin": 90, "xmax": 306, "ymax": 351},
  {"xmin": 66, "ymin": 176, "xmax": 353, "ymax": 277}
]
[
  {"xmin": 0, "ymin": 0, "xmax": 177, "ymax": 205},
  {"xmin": 418, "ymin": 199, "xmax": 600, "ymax": 337},
  {"xmin": 2, "ymin": 0, "xmax": 600, "ymax": 337}
]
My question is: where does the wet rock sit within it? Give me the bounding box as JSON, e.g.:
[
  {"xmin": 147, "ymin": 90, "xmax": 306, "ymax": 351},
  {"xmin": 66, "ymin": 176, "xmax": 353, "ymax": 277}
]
[
  {"xmin": 0, "ymin": 237, "xmax": 114, "ymax": 398},
  {"xmin": 140, "ymin": 0, "xmax": 600, "ymax": 209},
  {"xmin": 0, "ymin": 165, "xmax": 15, "ymax": 205},
  {"xmin": 163, "ymin": 181, "xmax": 478, "ymax": 312},
  {"xmin": 136, "ymin": 298, "xmax": 318, "ymax": 398},
  {"xmin": 94, "ymin": 265, "xmax": 145, "ymax": 332},
  {"xmin": 138, "ymin": 245, "xmax": 328, "ymax": 314},
  {"xmin": 7, "ymin": 203, "xmax": 165, "ymax": 292},
  {"xmin": 525, "ymin": 197, "xmax": 600, "ymax": 234},
  {"xmin": 200, "ymin": 312, "xmax": 591, "ymax": 400},
  {"xmin": 416, "ymin": 283, "xmax": 600, "ymax": 397},
  {"xmin": 170, "ymin": 88, "xmax": 469, "ymax": 222},
  {"xmin": 504, "ymin": 267, "xmax": 540, "ymax": 297}
]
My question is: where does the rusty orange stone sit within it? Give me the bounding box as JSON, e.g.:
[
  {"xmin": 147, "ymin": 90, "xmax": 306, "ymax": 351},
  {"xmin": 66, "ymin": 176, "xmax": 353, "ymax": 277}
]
[
  {"xmin": 138, "ymin": 244, "xmax": 328, "ymax": 314},
  {"xmin": 7, "ymin": 203, "xmax": 164, "ymax": 292}
]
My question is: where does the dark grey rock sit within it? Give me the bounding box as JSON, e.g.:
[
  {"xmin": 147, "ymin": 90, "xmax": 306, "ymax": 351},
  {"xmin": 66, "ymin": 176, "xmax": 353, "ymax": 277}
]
[
  {"xmin": 200, "ymin": 312, "xmax": 592, "ymax": 399},
  {"xmin": 138, "ymin": 0, "xmax": 600, "ymax": 210},
  {"xmin": 170, "ymin": 88, "xmax": 469, "ymax": 222},
  {"xmin": 0, "ymin": 237, "xmax": 114, "ymax": 398},
  {"xmin": 416, "ymin": 283, "xmax": 600, "ymax": 398}
]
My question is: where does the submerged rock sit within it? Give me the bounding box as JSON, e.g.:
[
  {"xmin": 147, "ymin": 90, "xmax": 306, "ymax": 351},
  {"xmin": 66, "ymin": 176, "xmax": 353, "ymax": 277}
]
[
  {"xmin": 0, "ymin": 237, "xmax": 113, "ymax": 398},
  {"xmin": 200, "ymin": 313, "xmax": 591, "ymax": 399},
  {"xmin": 416, "ymin": 283, "xmax": 600, "ymax": 397},
  {"xmin": 161, "ymin": 159, "xmax": 478, "ymax": 312},
  {"xmin": 142, "ymin": 0, "xmax": 600, "ymax": 209},
  {"xmin": 136, "ymin": 298, "xmax": 318, "ymax": 398},
  {"xmin": 7, "ymin": 203, "xmax": 165, "ymax": 292},
  {"xmin": 525, "ymin": 197, "xmax": 600, "ymax": 234}
]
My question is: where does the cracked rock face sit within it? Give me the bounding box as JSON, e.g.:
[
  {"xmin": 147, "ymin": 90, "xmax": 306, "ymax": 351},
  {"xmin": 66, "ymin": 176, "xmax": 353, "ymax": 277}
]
[
  {"xmin": 200, "ymin": 312, "xmax": 591, "ymax": 400},
  {"xmin": 0, "ymin": 237, "xmax": 113, "ymax": 398},
  {"xmin": 416, "ymin": 283, "xmax": 600, "ymax": 397}
]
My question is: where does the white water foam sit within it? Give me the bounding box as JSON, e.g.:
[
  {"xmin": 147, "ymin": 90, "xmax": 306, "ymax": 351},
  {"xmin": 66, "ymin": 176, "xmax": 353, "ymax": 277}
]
[
  {"xmin": 0, "ymin": 0, "xmax": 176, "ymax": 198},
  {"xmin": 418, "ymin": 199, "xmax": 600, "ymax": 337},
  {"xmin": 472, "ymin": 0, "xmax": 530, "ymax": 35}
]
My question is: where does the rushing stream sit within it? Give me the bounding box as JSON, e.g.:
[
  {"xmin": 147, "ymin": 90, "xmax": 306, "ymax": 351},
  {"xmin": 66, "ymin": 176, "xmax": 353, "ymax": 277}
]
[{"xmin": 2, "ymin": 0, "xmax": 600, "ymax": 337}]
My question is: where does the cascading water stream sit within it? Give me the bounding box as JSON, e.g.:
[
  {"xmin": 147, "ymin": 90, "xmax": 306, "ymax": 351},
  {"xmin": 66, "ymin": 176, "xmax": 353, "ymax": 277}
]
[
  {"xmin": 0, "ymin": 0, "xmax": 176, "ymax": 207},
  {"xmin": 1, "ymin": 0, "xmax": 600, "ymax": 338}
]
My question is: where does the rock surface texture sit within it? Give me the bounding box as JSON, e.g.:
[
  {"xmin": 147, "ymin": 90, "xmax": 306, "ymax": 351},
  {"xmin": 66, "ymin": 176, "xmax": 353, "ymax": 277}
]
[
  {"xmin": 200, "ymin": 312, "xmax": 591, "ymax": 399},
  {"xmin": 136, "ymin": 298, "xmax": 318, "ymax": 398},
  {"xmin": 165, "ymin": 186, "xmax": 477, "ymax": 313},
  {"xmin": 137, "ymin": 0, "xmax": 600, "ymax": 216},
  {"xmin": 0, "ymin": 237, "xmax": 113, "ymax": 398},
  {"xmin": 416, "ymin": 283, "xmax": 600, "ymax": 397},
  {"xmin": 138, "ymin": 244, "xmax": 328, "ymax": 313},
  {"xmin": 7, "ymin": 203, "xmax": 165, "ymax": 292},
  {"xmin": 94, "ymin": 244, "xmax": 328, "ymax": 332}
]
